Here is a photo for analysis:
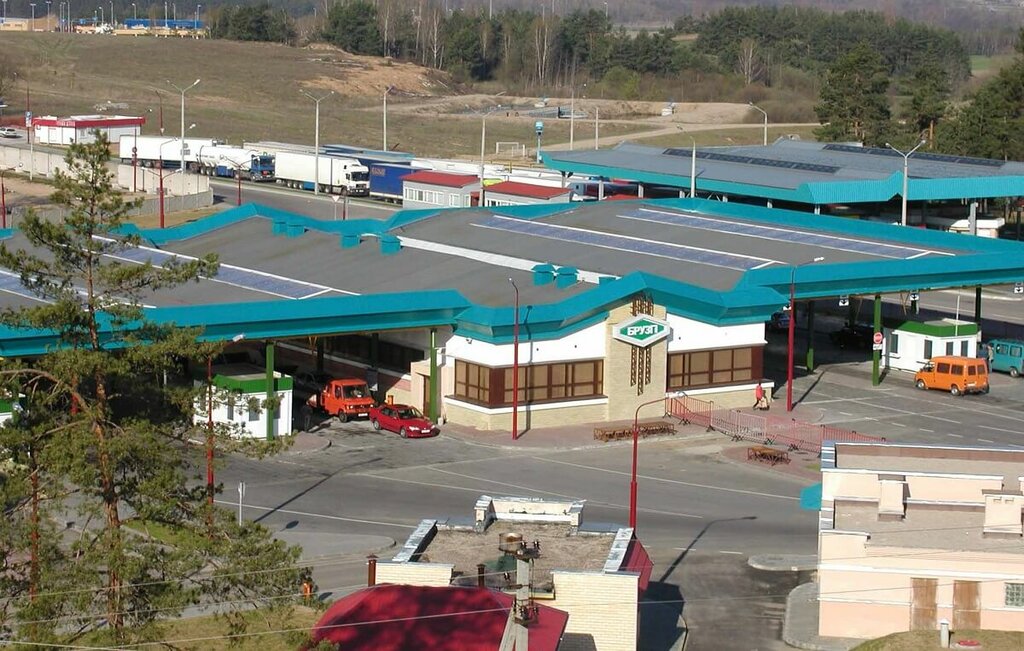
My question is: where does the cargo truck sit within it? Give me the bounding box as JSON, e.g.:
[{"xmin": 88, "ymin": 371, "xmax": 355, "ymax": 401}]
[
  {"xmin": 118, "ymin": 135, "xmax": 218, "ymax": 169},
  {"xmin": 274, "ymin": 151, "xmax": 369, "ymax": 196},
  {"xmin": 368, "ymin": 163, "xmax": 414, "ymax": 203},
  {"xmin": 195, "ymin": 144, "xmax": 275, "ymax": 182}
]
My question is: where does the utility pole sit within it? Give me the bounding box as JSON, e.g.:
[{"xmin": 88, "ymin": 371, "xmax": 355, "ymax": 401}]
[{"xmin": 300, "ymin": 90, "xmax": 333, "ymax": 195}]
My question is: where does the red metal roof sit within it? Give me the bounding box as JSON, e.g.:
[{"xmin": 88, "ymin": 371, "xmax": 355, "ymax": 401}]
[
  {"xmin": 622, "ymin": 539, "xmax": 655, "ymax": 595},
  {"xmin": 310, "ymin": 584, "xmax": 568, "ymax": 650},
  {"xmin": 403, "ymin": 170, "xmax": 479, "ymax": 188},
  {"xmin": 31, "ymin": 115, "xmax": 145, "ymax": 129},
  {"xmin": 605, "ymin": 194, "xmax": 642, "ymax": 201},
  {"xmin": 485, "ymin": 181, "xmax": 571, "ymax": 199}
]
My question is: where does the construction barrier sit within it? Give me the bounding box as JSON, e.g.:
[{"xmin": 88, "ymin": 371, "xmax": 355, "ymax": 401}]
[{"xmin": 665, "ymin": 394, "xmax": 883, "ymax": 455}]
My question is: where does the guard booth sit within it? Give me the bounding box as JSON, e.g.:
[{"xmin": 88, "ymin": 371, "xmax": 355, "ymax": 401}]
[{"xmin": 882, "ymin": 318, "xmax": 980, "ymax": 373}]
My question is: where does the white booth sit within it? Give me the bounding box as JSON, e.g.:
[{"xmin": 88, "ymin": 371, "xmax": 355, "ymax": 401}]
[
  {"xmin": 883, "ymin": 318, "xmax": 979, "ymax": 373},
  {"xmin": 194, "ymin": 364, "xmax": 293, "ymax": 439}
]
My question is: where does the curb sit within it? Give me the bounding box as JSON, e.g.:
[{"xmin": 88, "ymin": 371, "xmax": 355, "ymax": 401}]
[
  {"xmin": 782, "ymin": 582, "xmax": 860, "ymax": 651},
  {"xmin": 747, "ymin": 555, "xmax": 817, "ymax": 572},
  {"xmin": 298, "ymin": 537, "xmax": 398, "ymax": 561},
  {"xmin": 438, "ymin": 429, "xmax": 722, "ymax": 454}
]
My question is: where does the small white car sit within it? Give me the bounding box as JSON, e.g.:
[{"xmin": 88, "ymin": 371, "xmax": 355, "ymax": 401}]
[{"xmin": 0, "ymin": 127, "xmax": 19, "ymax": 138}]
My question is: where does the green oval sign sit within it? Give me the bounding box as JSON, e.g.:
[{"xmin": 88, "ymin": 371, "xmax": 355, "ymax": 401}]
[{"xmin": 613, "ymin": 315, "xmax": 671, "ymax": 347}]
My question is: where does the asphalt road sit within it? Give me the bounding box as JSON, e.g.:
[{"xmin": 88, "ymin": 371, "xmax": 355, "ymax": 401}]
[
  {"xmin": 212, "ymin": 424, "xmax": 817, "ymax": 650},
  {"xmin": 212, "ymin": 179, "xmax": 401, "ymax": 222}
]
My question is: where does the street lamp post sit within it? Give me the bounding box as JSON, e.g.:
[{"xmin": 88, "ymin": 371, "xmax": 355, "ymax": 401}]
[
  {"xmin": 885, "ymin": 140, "xmax": 926, "ymax": 227},
  {"xmin": 569, "ymin": 83, "xmax": 585, "ymax": 151},
  {"xmin": 508, "ymin": 278, "xmax": 520, "ymax": 441},
  {"xmin": 749, "ymin": 102, "xmax": 768, "ymax": 147},
  {"xmin": 300, "ymin": 90, "xmax": 333, "ymax": 196},
  {"xmin": 594, "ymin": 105, "xmax": 599, "ymax": 150},
  {"xmin": 786, "ymin": 256, "xmax": 825, "ymax": 412},
  {"xmin": 167, "ymin": 78, "xmax": 200, "ymax": 207},
  {"xmin": 194, "ymin": 3, "xmax": 200, "ymax": 29},
  {"xmin": 45, "ymin": 1, "xmax": 51, "ymax": 30},
  {"xmin": 689, "ymin": 136, "xmax": 697, "ymax": 197},
  {"xmin": 382, "ymin": 85, "xmax": 393, "ymax": 152},
  {"xmin": 30, "ymin": 3, "xmax": 36, "ymax": 28},
  {"xmin": 132, "ymin": 2, "xmax": 136, "ymax": 20},
  {"xmin": 630, "ymin": 397, "xmax": 666, "ymax": 529},
  {"xmin": 96, "ymin": 5, "xmax": 101, "ymax": 23},
  {"xmin": 1, "ymin": 169, "xmax": 9, "ymax": 229}
]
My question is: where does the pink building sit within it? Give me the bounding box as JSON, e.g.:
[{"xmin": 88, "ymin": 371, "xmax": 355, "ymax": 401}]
[{"xmin": 818, "ymin": 442, "xmax": 1024, "ymax": 639}]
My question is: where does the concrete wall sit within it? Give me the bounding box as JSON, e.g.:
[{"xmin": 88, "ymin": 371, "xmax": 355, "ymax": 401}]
[
  {"xmin": 443, "ymin": 398, "xmax": 608, "ymax": 431},
  {"xmin": 445, "ymin": 321, "xmax": 606, "ymax": 367},
  {"xmin": 665, "ymin": 312, "xmax": 765, "ymax": 353},
  {"xmin": 605, "ymin": 300, "xmax": 668, "ymax": 422},
  {"xmin": 374, "ymin": 560, "xmax": 453, "ymax": 587}
]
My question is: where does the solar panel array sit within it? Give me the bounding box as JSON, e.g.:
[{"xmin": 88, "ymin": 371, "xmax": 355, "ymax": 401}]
[
  {"xmin": 822, "ymin": 143, "xmax": 1003, "ymax": 168},
  {"xmin": 625, "ymin": 208, "xmax": 932, "ymax": 259},
  {"xmin": 103, "ymin": 240, "xmax": 330, "ymax": 300},
  {"xmin": 0, "ymin": 272, "xmax": 45, "ymax": 302},
  {"xmin": 663, "ymin": 148, "xmax": 840, "ymax": 174},
  {"xmin": 475, "ymin": 216, "xmax": 768, "ymax": 271}
]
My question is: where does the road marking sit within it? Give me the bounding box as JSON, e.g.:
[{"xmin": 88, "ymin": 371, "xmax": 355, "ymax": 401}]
[
  {"xmin": 531, "ymin": 457, "xmax": 799, "ymax": 502},
  {"xmin": 978, "ymin": 424, "xmax": 1024, "ymax": 435},
  {"xmin": 920, "ymin": 428, "xmax": 935, "ymax": 433},
  {"xmin": 212, "ymin": 499, "xmax": 415, "ymax": 529},
  {"xmin": 838, "ymin": 411, "xmax": 853, "ymax": 416},
  {"xmin": 890, "ymin": 422, "xmax": 907, "ymax": 427},
  {"xmin": 979, "ymin": 438, "xmax": 994, "ymax": 443},
  {"xmin": 718, "ymin": 550, "xmax": 744, "ymax": 555},
  {"xmin": 947, "ymin": 433, "xmax": 963, "ymax": 438}
]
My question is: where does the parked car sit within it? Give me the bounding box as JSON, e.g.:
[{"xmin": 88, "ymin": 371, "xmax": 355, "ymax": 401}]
[
  {"xmin": 914, "ymin": 356, "xmax": 989, "ymax": 396},
  {"xmin": 307, "ymin": 378, "xmax": 375, "ymax": 422},
  {"xmin": 768, "ymin": 311, "xmax": 790, "ymax": 332},
  {"xmin": 368, "ymin": 404, "xmax": 438, "ymax": 438},
  {"xmin": 0, "ymin": 127, "xmax": 18, "ymax": 138},
  {"xmin": 988, "ymin": 339, "xmax": 1024, "ymax": 377},
  {"xmin": 829, "ymin": 324, "xmax": 874, "ymax": 350}
]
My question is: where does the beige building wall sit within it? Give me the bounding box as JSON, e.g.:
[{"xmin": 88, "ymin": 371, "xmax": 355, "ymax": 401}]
[
  {"xmin": 551, "ymin": 570, "xmax": 640, "ymax": 651},
  {"xmin": 374, "ymin": 561, "xmax": 453, "ymax": 587},
  {"xmin": 444, "ymin": 400, "xmax": 608, "ymax": 431},
  {"xmin": 605, "ymin": 300, "xmax": 668, "ymax": 423}
]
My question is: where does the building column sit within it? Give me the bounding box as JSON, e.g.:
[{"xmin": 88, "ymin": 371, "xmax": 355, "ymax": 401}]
[
  {"xmin": 316, "ymin": 338, "xmax": 325, "ymax": 373},
  {"xmin": 975, "ymin": 285, "xmax": 982, "ymax": 324},
  {"xmin": 871, "ymin": 295, "xmax": 882, "ymax": 387},
  {"xmin": 428, "ymin": 328, "xmax": 438, "ymax": 424},
  {"xmin": 766, "ymin": 200, "xmax": 773, "ymax": 208},
  {"xmin": 805, "ymin": 300, "xmax": 816, "ymax": 373},
  {"xmin": 598, "ymin": 178, "xmax": 605, "ymax": 201},
  {"xmin": 637, "ymin": 183, "xmax": 645, "ymax": 198},
  {"xmin": 265, "ymin": 341, "xmax": 275, "ymax": 440},
  {"xmin": 814, "ymin": 205, "xmax": 821, "ymax": 215}
]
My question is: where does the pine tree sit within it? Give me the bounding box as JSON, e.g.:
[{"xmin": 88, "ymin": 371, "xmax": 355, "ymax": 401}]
[
  {"xmin": 0, "ymin": 134, "xmax": 301, "ymax": 644},
  {"xmin": 814, "ymin": 43, "xmax": 892, "ymax": 145}
]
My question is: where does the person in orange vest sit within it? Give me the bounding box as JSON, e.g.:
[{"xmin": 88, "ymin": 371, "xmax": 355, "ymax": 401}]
[
  {"xmin": 753, "ymin": 382, "xmax": 769, "ymax": 410},
  {"xmin": 301, "ymin": 569, "xmax": 315, "ymax": 605}
]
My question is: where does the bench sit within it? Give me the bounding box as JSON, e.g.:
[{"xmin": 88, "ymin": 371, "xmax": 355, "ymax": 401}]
[
  {"xmin": 594, "ymin": 420, "xmax": 677, "ymax": 442},
  {"xmin": 747, "ymin": 445, "xmax": 790, "ymax": 466}
]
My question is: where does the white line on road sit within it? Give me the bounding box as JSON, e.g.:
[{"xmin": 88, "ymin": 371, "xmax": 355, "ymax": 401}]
[
  {"xmin": 920, "ymin": 428, "xmax": 935, "ymax": 433},
  {"xmin": 718, "ymin": 550, "xmax": 745, "ymax": 555},
  {"xmin": 978, "ymin": 424, "xmax": 1024, "ymax": 435},
  {"xmin": 891, "ymin": 422, "xmax": 907, "ymax": 427},
  {"xmin": 838, "ymin": 412, "xmax": 853, "ymax": 416},
  {"xmin": 212, "ymin": 499, "xmax": 415, "ymax": 529},
  {"xmin": 531, "ymin": 457, "xmax": 799, "ymax": 502},
  {"xmin": 979, "ymin": 438, "xmax": 994, "ymax": 443},
  {"xmin": 948, "ymin": 433, "xmax": 963, "ymax": 438}
]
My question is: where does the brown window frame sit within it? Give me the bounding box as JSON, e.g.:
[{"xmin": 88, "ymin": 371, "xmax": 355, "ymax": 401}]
[
  {"xmin": 452, "ymin": 359, "xmax": 604, "ymax": 408},
  {"xmin": 667, "ymin": 346, "xmax": 762, "ymax": 390}
]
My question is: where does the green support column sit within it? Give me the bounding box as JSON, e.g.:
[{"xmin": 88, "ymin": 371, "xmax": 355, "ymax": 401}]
[
  {"xmin": 805, "ymin": 300, "xmax": 816, "ymax": 373},
  {"xmin": 428, "ymin": 328, "xmax": 438, "ymax": 424},
  {"xmin": 265, "ymin": 341, "xmax": 275, "ymax": 440},
  {"xmin": 871, "ymin": 295, "xmax": 882, "ymax": 387},
  {"xmin": 316, "ymin": 338, "xmax": 324, "ymax": 373},
  {"xmin": 975, "ymin": 286, "xmax": 982, "ymax": 324}
]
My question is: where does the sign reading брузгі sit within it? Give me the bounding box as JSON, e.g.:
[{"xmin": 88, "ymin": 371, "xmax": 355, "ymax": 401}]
[{"xmin": 612, "ymin": 314, "xmax": 671, "ymax": 347}]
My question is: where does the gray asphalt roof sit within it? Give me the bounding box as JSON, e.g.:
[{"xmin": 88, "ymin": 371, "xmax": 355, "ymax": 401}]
[{"xmin": 546, "ymin": 140, "xmax": 1024, "ymax": 190}]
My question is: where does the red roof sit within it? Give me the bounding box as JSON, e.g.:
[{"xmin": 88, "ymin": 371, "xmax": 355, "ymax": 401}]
[
  {"xmin": 403, "ymin": 170, "xmax": 479, "ymax": 188},
  {"xmin": 310, "ymin": 584, "xmax": 568, "ymax": 650},
  {"xmin": 622, "ymin": 539, "xmax": 654, "ymax": 595},
  {"xmin": 485, "ymin": 181, "xmax": 571, "ymax": 200},
  {"xmin": 31, "ymin": 115, "xmax": 145, "ymax": 129},
  {"xmin": 605, "ymin": 194, "xmax": 641, "ymax": 201}
]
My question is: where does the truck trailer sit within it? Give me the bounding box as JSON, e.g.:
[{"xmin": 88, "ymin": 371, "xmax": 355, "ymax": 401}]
[
  {"xmin": 195, "ymin": 144, "xmax": 275, "ymax": 182},
  {"xmin": 118, "ymin": 135, "xmax": 218, "ymax": 169},
  {"xmin": 274, "ymin": 151, "xmax": 369, "ymax": 196},
  {"xmin": 368, "ymin": 163, "xmax": 416, "ymax": 203}
]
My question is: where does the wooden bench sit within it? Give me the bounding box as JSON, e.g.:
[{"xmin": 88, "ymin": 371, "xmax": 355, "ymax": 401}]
[
  {"xmin": 747, "ymin": 445, "xmax": 791, "ymax": 466},
  {"xmin": 594, "ymin": 420, "xmax": 677, "ymax": 442}
]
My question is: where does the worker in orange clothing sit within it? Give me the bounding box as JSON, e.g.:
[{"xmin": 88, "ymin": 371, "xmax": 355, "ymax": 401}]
[
  {"xmin": 301, "ymin": 569, "xmax": 315, "ymax": 605},
  {"xmin": 753, "ymin": 382, "xmax": 769, "ymax": 410}
]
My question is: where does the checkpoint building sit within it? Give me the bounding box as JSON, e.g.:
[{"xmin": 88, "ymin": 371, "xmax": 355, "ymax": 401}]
[{"xmin": 0, "ymin": 198, "xmax": 1023, "ymax": 433}]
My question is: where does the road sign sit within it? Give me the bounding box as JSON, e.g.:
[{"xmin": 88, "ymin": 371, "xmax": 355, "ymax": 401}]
[
  {"xmin": 909, "ymin": 291, "xmax": 920, "ymax": 301},
  {"xmin": 1015, "ymin": 283, "xmax": 1024, "ymax": 295},
  {"xmin": 613, "ymin": 314, "xmax": 671, "ymax": 348},
  {"xmin": 24, "ymin": 111, "xmax": 31, "ymax": 128},
  {"xmin": 872, "ymin": 343, "xmax": 883, "ymax": 351},
  {"xmin": 838, "ymin": 295, "xmax": 849, "ymax": 307},
  {"xmin": 873, "ymin": 332, "xmax": 883, "ymax": 345}
]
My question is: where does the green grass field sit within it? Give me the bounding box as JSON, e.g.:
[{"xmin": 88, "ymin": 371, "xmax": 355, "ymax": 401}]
[
  {"xmin": 633, "ymin": 125, "xmax": 820, "ymax": 148},
  {"xmin": 970, "ymin": 54, "xmax": 1016, "ymax": 78},
  {"xmin": 0, "ymin": 32, "xmax": 643, "ymax": 157},
  {"xmin": 852, "ymin": 629, "xmax": 1024, "ymax": 650}
]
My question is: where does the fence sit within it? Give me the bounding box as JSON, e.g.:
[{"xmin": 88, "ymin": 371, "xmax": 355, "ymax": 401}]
[{"xmin": 665, "ymin": 394, "xmax": 883, "ymax": 456}]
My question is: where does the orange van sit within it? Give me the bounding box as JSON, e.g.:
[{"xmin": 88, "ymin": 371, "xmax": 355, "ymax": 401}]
[{"xmin": 914, "ymin": 356, "xmax": 989, "ymax": 396}]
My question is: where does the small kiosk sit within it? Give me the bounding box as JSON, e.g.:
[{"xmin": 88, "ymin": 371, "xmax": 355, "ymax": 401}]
[
  {"xmin": 882, "ymin": 318, "xmax": 980, "ymax": 373},
  {"xmin": 194, "ymin": 364, "xmax": 293, "ymax": 439}
]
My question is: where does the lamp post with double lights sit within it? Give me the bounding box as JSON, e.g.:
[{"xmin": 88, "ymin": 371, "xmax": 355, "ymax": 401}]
[
  {"xmin": 157, "ymin": 130, "xmax": 190, "ymax": 228},
  {"xmin": 382, "ymin": 85, "xmax": 393, "ymax": 152},
  {"xmin": 468, "ymin": 104, "xmax": 502, "ymax": 207},
  {"xmin": 569, "ymin": 83, "xmax": 586, "ymax": 151},
  {"xmin": 508, "ymin": 278, "xmax": 520, "ymax": 441},
  {"xmin": 749, "ymin": 102, "xmax": 768, "ymax": 147},
  {"xmin": 300, "ymin": 89, "xmax": 333, "ymax": 196},
  {"xmin": 786, "ymin": 256, "xmax": 825, "ymax": 412},
  {"xmin": 167, "ymin": 79, "xmax": 200, "ymax": 207},
  {"xmin": 886, "ymin": 140, "xmax": 926, "ymax": 227}
]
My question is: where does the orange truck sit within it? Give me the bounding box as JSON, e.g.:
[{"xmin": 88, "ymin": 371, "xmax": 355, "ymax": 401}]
[{"xmin": 307, "ymin": 378, "xmax": 375, "ymax": 422}]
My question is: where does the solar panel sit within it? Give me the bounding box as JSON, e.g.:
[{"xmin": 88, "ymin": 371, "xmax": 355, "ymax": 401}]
[
  {"xmin": 663, "ymin": 148, "xmax": 839, "ymax": 174},
  {"xmin": 474, "ymin": 216, "xmax": 770, "ymax": 271},
  {"xmin": 0, "ymin": 271, "xmax": 46, "ymax": 302},
  {"xmin": 822, "ymin": 144, "xmax": 1003, "ymax": 168},
  {"xmin": 97, "ymin": 238, "xmax": 331, "ymax": 300},
  {"xmin": 626, "ymin": 208, "xmax": 936, "ymax": 260}
]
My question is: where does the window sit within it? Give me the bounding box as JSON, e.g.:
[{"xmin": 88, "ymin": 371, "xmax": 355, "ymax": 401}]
[
  {"xmin": 325, "ymin": 335, "xmax": 425, "ymax": 373},
  {"xmin": 946, "ymin": 341, "xmax": 954, "ymax": 355},
  {"xmin": 453, "ymin": 359, "xmax": 604, "ymax": 407},
  {"xmin": 667, "ymin": 347, "xmax": 760, "ymax": 390},
  {"xmin": 448, "ymin": 194, "xmax": 461, "ymax": 207},
  {"xmin": 1013, "ymin": 346, "xmax": 1023, "ymax": 357},
  {"xmin": 937, "ymin": 362, "xmax": 950, "ymax": 373},
  {"xmin": 924, "ymin": 340, "xmax": 933, "ymax": 359},
  {"xmin": 1006, "ymin": 583, "xmax": 1024, "ymax": 607},
  {"xmin": 890, "ymin": 333, "xmax": 899, "ymax": 354},
  {"xmin": 968, "ymin": 365, "xmax": 977, "ymax": 376},
  {"xmin": 960, "ymin": 340, "xmax": 969, "ymax": 356},
  {"xmin": 402, "ymin": 186, "xmax": 443, "ymax": 205},
  {"xmin": 951, "ymin": 364, "xmax": 964, "ymax": 375}
]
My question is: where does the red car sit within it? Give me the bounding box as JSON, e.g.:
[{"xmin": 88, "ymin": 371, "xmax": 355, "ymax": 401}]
[{"xmin": 368, "ymin": 404, "xmax": 438, "ymax": 438}]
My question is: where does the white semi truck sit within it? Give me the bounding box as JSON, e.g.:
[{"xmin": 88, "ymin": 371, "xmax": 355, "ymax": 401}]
[
  {"xmin": 195, "ymin": 144, "xmax": 275, "ymax": 182},
  {"xmin": 118, "ymin": 135, "xmax": 218, "ymax": 169},
  {"xmin": 273, "ymin": 151, "xmax": 369, "ymax": 196}
]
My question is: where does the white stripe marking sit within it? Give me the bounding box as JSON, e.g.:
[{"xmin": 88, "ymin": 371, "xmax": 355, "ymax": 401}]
[{"xmin": 212, "ymin": 499, "xmax": 414, "ymax": 529}]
